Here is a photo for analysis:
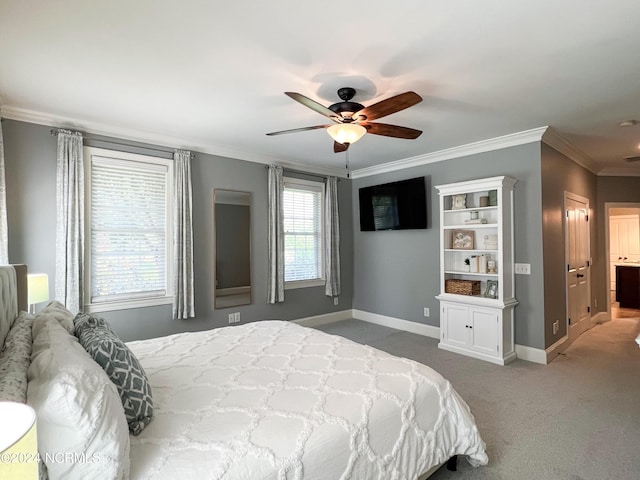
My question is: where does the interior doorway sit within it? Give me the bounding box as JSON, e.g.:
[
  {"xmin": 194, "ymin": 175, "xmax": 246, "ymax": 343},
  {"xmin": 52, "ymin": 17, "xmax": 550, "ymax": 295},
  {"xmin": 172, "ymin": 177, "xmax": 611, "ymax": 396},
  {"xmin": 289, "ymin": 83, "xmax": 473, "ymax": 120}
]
[
  {"xmin": 606, "ymin": 202, "xmax": 640, "ymax": 320},
  {"xmin": 565, "ymin": 192, "xmax": 591, "ymax": 344}
]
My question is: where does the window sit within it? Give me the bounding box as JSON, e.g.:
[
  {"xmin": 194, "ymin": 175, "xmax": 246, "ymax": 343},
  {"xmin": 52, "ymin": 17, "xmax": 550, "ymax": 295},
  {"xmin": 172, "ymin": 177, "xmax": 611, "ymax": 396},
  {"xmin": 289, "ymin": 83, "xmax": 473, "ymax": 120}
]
[
  {"xmin": 84, "ymin": 147, "xmax": 173, "ymax": 312},
  {"xmin": 283, "ymin": 177, "xmax": 324, "ymax": 288}
]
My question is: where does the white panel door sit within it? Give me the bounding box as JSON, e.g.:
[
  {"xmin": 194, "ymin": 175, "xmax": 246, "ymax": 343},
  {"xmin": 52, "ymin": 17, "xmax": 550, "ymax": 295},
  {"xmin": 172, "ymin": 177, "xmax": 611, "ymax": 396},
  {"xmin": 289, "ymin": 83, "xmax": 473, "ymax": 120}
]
[{"xmin": 566, "ymin": 194, "xmax": 591, "ymax": 344}]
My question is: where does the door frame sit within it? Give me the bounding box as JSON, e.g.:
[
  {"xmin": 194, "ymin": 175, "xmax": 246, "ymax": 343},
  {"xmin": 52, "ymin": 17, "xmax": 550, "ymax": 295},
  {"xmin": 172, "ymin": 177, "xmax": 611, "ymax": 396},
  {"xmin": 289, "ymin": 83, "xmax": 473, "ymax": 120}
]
[
  {"xmin": 604, "ymin": 202, "xmax": 640, "ymax": 319},
  {"xmin": 564, "ymin": 191, "xmax": 591, "ymax": 344}
]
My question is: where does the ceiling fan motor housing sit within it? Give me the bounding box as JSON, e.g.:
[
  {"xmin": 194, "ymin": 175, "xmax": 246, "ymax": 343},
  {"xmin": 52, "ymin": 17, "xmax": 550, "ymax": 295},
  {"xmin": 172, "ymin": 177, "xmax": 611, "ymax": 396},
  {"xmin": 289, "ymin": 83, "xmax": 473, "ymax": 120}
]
[{"xmin": 329, "ymin": 87, "xmax": 364, "ymax": 121}]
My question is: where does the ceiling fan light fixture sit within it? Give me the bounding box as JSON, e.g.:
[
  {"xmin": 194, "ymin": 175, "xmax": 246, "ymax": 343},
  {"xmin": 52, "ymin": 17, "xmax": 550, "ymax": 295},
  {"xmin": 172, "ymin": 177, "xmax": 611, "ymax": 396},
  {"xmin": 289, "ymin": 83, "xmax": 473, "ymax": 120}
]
[{"xmin": 327, "ymin": 123, "xmax": 366, "ymax": 145}]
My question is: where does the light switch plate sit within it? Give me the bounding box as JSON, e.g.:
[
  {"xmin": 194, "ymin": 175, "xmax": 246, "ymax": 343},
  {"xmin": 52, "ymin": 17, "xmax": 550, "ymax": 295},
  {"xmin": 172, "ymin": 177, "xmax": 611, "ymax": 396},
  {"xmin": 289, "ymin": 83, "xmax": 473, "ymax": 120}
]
[{"xmin": 515, "ymin": 263, "xmax": 531, "ymax": 275}]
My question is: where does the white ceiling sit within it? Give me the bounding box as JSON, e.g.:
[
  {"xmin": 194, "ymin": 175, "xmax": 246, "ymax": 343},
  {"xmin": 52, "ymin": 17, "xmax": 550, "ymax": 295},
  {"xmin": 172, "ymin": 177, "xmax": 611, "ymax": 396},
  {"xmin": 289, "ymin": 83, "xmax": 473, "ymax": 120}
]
[{"xmin": 2, "ymin": 0, "xmax": 640, "ymax": 177}]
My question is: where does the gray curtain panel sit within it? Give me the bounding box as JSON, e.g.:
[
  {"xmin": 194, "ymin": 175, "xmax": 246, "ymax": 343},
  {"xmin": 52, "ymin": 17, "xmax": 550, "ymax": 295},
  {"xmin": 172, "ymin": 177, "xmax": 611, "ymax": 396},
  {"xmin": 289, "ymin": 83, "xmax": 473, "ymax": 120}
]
[
  {"xmin": 55, "ymin": 129, "xmax": 84, "ymax": 313},
  {"xmin": 173, "ymin": 150, "xmax": 195, "ymax": 319},
  {"xmin": 324, "ymin": 176, "xmax": 341, "ymax": 297},
  {"xmin": 0, "ymin": 119, "xmax": 8, "ymax": 264},
  {"xmin": 267, "ymin": 165, "xmax": 285, "ymax": 303}
]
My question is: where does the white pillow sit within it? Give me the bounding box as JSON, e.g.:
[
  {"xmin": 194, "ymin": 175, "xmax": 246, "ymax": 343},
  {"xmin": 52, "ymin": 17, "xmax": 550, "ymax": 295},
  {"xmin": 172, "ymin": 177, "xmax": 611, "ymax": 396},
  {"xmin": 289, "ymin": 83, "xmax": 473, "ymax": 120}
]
[
  {"xmin": 32, "ymin": 300, "xmax": 75, "ymax": 339},
  {"xmin": 27, "ymin": 320, "xmax": 130, "ymax": 480}
]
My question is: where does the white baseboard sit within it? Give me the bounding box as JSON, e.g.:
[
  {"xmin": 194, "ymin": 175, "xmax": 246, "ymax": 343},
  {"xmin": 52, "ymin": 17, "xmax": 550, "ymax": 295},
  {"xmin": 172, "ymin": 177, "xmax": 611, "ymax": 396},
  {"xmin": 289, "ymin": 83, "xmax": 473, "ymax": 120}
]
[
  {"xmin": 544, "ymin": 335, "xmax": 569, "ymax": 364},
  {"xmin": 592, "ymin": 311, "xmax": 610, "ymax": 324},
  {"xmin": 515, "ymin": 343, "xmax": 547, "ymax": 364},
  {"xmin": 296, "ymin": 308, "xmax": 550, "ymax": 365},
  {"xmin": 294, "ymin": 309, "xmax": 352, "ymax": 328},
  {"xmin": 352, "ymin": 309, "xmax": 440, "ymax": 339}
]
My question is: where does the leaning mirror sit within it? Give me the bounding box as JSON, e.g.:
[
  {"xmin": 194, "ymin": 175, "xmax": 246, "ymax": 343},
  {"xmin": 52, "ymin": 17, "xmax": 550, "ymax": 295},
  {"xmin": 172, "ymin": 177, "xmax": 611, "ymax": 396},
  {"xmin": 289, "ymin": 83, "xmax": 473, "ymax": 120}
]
[{"xmin": 214, "ymin": 189, "xmax": 252, "ymax": 308}]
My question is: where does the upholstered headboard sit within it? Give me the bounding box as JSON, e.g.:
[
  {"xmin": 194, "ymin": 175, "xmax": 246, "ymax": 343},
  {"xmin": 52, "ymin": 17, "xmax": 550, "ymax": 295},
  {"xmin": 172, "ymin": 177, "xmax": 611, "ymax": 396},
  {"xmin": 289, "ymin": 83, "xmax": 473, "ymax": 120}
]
[
  {"xmin": 0, "ymin": 264, "xmax": 28, "ymax": 347},
  {"xmin": 14, "ymin": 264, "xmax": 28, "ymax": 312}
]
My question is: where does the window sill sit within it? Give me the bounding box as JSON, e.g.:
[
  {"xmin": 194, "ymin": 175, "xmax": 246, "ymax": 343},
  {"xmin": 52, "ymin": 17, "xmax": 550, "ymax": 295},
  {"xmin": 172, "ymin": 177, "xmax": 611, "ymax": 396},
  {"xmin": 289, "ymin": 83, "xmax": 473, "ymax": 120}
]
[
  {"xmin": 84, "ymin": 295, "xmax": 173, "ymax": 313},
  {"xmin": 285, "ymin": 279, "xmax": 325, "ymax": 290}
]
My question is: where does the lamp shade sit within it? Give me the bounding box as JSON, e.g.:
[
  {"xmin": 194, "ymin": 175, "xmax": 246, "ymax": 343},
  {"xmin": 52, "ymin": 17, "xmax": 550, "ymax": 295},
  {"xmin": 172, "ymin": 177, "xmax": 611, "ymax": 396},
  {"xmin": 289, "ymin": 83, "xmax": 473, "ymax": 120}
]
[
  {"xmin": 327, "ymin": 123, "xmax": 366, "ymax": 145},
  {"xmin": 0, "ymin": 402, "xmax": 39, "ymax": 479},
  {"xmin": 27, "ymin": 273, "xmax": 49, "ymax": 305}
]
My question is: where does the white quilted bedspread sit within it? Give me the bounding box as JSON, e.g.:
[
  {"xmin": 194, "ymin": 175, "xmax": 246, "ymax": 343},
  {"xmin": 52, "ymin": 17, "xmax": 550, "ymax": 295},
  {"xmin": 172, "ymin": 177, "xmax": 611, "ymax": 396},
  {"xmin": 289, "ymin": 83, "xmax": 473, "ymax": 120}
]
[{"xmin": 127, "ymin": 321, "xmax": 488, "ymax": 480}]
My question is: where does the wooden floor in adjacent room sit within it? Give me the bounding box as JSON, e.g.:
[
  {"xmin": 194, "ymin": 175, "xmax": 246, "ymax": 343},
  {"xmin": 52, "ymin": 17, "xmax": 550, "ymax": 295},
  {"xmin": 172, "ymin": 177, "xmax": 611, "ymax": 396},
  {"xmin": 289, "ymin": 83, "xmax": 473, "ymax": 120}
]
[{"xmin": 611, "ymin": 290, "xmax": 640, "ymax": 319}]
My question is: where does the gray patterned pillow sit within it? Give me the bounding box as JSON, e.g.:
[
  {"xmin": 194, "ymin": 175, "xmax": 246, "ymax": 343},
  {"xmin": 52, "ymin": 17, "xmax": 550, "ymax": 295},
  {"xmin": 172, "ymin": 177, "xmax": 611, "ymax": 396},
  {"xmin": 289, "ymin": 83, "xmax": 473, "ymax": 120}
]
[
  {"xmin": 74, "ymin": 313, "xmax": 153, "ymax": 435},
  {"xmin": 0, "ymin": 311, "xmax": 34, "ymax": 402}
]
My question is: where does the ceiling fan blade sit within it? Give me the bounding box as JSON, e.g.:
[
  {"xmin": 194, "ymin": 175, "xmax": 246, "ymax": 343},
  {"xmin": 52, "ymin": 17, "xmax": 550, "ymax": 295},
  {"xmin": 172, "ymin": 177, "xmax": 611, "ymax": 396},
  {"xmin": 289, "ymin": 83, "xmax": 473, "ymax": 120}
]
[
  {"xmin": 266, "ymin": 125, "xmax": 331, "ymax": 136},
  {"xmin": 363, "ymin": 122, "xmax": 422, "ymax": 139},
  {"xmin": 355, "ymin": 91, "xmax": 422, "ymax": 121},
  {"xmin": 334, "ymin": 141, "xmax": 349, "ymax": 153},
  {"xmin": 285, "ymin": 92, "xmax": 340, "ymax": 120}
]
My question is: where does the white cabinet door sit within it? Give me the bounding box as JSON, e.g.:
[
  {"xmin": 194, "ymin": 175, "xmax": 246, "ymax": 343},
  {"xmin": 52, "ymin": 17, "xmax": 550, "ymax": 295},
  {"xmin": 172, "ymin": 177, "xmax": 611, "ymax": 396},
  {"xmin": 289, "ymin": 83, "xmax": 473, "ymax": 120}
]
[
  {"xmin": 628, "ymin": 219, "xmax": 640, "ymax": 256},
  {"xmin": 469, "ymin": 308, "xmax": 499, "ymax": 356},
  {"xmin": 611, "ymin": 215, "xmax": 640, "ymax": 260},
  {"xmin": 442, "ymin": 303, "xmax": 470, "ymax": 348},
  {"xmin": 610, "ymin": 215, "xmax": 640, "ymax": 290}
]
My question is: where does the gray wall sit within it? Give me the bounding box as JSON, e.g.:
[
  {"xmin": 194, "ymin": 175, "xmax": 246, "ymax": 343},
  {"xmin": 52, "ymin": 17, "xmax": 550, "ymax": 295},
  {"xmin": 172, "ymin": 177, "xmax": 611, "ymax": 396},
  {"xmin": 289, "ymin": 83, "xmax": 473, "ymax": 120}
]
[
  {"xmin": 352, "ymin": 143, "xmax": 547, "ymax": 349},
  {"xmin": 540, "ymin": 144, "xmax": 598, "ymax": 347},
  {"xmin": 3, "ymin": 119, "xmax": 354, "ymax": 341}
]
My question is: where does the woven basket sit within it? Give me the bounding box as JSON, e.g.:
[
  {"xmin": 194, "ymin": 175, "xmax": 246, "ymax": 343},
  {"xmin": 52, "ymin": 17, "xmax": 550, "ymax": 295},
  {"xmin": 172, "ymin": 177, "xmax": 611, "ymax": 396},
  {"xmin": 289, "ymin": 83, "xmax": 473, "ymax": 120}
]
[{"xmin": 445, "ymin": 279, "xmax": 481, "ymax": 296}]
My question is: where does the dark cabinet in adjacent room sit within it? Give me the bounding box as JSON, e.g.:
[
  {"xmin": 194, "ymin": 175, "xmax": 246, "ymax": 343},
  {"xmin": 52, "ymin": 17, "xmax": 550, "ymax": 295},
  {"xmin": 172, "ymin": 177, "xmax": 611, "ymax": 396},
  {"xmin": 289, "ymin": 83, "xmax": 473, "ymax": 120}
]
[{"xmin": 616, "ymin": 265, "xmax": 640, "ymax": 309}]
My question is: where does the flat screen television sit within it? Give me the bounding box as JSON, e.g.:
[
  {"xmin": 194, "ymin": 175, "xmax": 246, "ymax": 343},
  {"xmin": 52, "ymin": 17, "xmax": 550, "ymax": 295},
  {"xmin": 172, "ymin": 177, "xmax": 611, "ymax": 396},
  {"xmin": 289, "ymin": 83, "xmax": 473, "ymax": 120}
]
[{"xmin": 359, "ymin": 176, "xmax": 427, "ymax": 231}]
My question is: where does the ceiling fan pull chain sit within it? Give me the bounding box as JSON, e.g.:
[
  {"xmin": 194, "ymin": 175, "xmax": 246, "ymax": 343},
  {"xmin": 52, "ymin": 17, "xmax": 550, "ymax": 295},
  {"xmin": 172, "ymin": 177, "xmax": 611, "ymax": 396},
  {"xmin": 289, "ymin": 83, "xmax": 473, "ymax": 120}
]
[{"xmin": 346, "ymin": 149, "xmax": 350, "ymax": 178}]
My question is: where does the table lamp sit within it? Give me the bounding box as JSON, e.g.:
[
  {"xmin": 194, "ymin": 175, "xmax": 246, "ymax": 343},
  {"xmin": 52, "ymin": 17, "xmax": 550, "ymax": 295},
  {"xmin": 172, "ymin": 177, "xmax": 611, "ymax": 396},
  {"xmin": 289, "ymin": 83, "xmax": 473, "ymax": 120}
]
[
  {"xmin": 27, "ymin": 273, "xmax": 49, "ymax": 314},
  {"xmin": 0, "ymin": 401, "xmax": 39, "ymax": 479}
]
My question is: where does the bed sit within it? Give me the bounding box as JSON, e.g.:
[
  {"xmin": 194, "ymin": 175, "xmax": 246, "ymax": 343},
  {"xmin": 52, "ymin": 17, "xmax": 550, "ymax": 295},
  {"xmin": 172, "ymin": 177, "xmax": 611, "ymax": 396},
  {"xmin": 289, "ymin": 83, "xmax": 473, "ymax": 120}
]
[{"xmin": 0, "ymin": 264, "xmax": 488, "ymax": 479}]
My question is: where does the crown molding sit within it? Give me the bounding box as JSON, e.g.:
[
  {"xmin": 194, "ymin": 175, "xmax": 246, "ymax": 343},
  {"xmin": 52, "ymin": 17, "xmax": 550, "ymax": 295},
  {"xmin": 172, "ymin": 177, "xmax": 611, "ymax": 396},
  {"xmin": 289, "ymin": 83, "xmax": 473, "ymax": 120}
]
[
  {"xmin": 540, "ymin": 127, "xmax": 600, "ymax": 175},
  {"xmin": 4, "ymin": 105, "xmax": 615, "ymax": 179},
  {"xmin": 596, "ymin": 167, "xmax": 640, "ymax": 177},
  {"xmin": 350, "ymin": 127, "xmax": 549, "ymax": 179},
  {"xmin": 0, "ymin": 105, "xmax": 349, "ymax": 178}
]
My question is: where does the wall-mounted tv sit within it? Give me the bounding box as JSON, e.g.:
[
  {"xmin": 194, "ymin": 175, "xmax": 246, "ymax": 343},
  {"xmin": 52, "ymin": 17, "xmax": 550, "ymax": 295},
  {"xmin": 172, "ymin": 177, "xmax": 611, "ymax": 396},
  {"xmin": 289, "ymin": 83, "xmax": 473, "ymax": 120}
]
[{"xmin": 359, "ymin": 176, "xmax": 427, "ymax": 231}]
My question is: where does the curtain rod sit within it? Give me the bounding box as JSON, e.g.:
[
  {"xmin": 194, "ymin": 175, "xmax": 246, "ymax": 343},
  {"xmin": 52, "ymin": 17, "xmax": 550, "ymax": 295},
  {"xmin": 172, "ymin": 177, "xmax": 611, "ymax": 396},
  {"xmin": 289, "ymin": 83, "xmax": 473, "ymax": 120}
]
[
  {"xmin": 49, "ymin": 129, "xmax": 195, "ymax": 159},
  {"xmin": 264, "ymin": 165, "xmax": 341, "ymax": 181}
]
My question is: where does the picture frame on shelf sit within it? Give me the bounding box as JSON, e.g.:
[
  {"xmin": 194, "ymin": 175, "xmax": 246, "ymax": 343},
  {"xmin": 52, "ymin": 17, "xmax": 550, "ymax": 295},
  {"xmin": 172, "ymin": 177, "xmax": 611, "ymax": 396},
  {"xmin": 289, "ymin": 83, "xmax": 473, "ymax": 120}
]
[
  {"xmin": 488, "ymin": 189, "xmax": 498, "ymax": 206},
  {"xmin": 451, "ymin": 194, "xmax": 467, "ymax": 210},
  {"xmin": 452, "ymin": 229, "xmax": 474, "ymax": 249},
  {"xmin": 485, "ymin": 280, "xmax": 498, "ymax": 298},
  {"xmin": 482, "ymin": 234, "xmax": 498, "ymax": 250}
]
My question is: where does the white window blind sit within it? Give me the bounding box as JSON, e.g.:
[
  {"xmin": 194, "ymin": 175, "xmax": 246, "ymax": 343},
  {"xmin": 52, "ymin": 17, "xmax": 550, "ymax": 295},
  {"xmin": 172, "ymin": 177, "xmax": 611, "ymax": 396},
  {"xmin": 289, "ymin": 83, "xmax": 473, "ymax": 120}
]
[
  {"xmin": 283, "ymin": 179, "xmax": 324, "ymax": 283},
  {"xmin": 89, "ymin": 153, "xmax": 171, "ymax": 305}
]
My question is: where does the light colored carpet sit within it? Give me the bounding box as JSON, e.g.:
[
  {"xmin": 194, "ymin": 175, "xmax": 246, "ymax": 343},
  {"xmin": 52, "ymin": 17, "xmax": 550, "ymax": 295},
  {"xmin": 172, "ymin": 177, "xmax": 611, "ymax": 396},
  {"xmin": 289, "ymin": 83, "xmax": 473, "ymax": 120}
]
[{"xmin": 316, "ymin": 317, "xmax": 640, "ymax": 480}]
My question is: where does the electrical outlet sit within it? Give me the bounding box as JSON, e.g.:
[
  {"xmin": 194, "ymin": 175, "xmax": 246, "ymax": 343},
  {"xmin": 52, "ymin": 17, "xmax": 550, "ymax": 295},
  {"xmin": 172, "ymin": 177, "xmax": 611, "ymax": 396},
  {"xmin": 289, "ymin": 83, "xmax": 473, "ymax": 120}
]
[
  {"xmin": 234, "ymin": 312, "xmax": 241, "ymax": 323},
  {"xmin": 228, "ymin": 313, "xmax": 234, "ymax": 324},
  {"xmin": 515, "ymin": 263, "xmax": 531, "ymax": 275},
  {"xmin": 333, "ymin": 297, "xmax": 339, "ymax": 306},
  {"xmin": 553, "ymin": 320, "xmax": 559, "ymax": 335},
  {"xmin": 423, "ymin": 307, "xmax": 430, "ymax": 317}
]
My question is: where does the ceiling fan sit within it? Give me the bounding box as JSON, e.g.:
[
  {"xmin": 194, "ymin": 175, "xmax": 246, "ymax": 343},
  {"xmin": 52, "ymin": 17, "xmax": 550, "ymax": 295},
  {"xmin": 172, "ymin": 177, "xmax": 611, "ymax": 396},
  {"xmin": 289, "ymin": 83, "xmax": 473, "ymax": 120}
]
[{"xmin": 266, "ymin": 87, "xmax": 423, "ymax": 153}]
